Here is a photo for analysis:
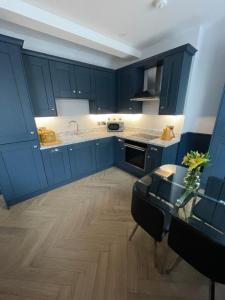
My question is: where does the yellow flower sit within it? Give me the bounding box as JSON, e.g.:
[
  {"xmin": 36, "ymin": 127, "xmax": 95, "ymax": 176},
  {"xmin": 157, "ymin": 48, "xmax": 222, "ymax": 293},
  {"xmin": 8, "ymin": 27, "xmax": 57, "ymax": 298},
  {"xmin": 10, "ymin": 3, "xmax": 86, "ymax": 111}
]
[{"xmin": 182, "ymin": 151, "xmax": 210, "ymax": 171}]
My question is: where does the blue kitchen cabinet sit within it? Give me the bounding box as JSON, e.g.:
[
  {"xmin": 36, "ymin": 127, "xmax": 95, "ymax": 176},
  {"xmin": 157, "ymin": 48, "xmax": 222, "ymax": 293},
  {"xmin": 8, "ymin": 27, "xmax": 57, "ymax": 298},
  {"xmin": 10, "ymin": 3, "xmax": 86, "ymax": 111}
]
[
  {"xmin": 0, "ymin": 41, "xmax": 37, "ymax": 144},
  {"xmin": 145, "ymin": 145, "xmax": 163, "ymax": 173},
  {"xmin": 50, "ymin": 61, "xmax": 92, "ymax": 99},
  {"xmin": 75, "ymin": 66, "xmax": 92, "ymax": 99},
  {"xmin": 116, "ymin": 67, "xmax": 143, "ymax": 113},
  {"xmin": 68, "ymin": 141, "xmax": 96, "ymax": 179},
  {"xmin": 96, "ymin": 137, "xmax": 115, "ymax": 170},
  {"xmin": 0, "ymin": 141, "xmax": 47, "ymax": 207},
  {"xmin": 42, "ymin": 146, "xmax": 71, "ymax": 186},
  {"xmin": 23, "ymin": 54, "xmax": 57, "ymax": 117},
  {"xmin": 115, "ymin": 138, "xmax": 125, "ymax": 167},
  {"xmin": 90, "ymin": 70, "xmax": 116, "ymax": 113},
  {"xmin": 146, "ymin": 143, "xmax": 178, "ymax": 173},
  {"xmin": 50, "ymin": 61, "xmax": 75, "ymax": 98},
  {"xmin": 159, "ymin": 51, "xmax": 194, "ymax": 115}
]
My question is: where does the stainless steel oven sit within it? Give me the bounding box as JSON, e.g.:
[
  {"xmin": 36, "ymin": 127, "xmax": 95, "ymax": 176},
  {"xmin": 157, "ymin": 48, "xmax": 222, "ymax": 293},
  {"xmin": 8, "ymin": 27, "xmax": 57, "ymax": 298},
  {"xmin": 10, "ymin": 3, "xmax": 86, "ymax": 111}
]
[{"xmin": 124, "ymin": 140, "xmax": 147, "ymax": 170}]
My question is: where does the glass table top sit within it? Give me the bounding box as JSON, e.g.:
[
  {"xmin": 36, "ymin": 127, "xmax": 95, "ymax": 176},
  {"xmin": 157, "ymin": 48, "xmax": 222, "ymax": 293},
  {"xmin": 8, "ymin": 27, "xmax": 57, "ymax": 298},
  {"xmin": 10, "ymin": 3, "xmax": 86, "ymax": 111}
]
[{"xmin": 135, "ymin": 164, "xmax": 225, "ymax": 245}]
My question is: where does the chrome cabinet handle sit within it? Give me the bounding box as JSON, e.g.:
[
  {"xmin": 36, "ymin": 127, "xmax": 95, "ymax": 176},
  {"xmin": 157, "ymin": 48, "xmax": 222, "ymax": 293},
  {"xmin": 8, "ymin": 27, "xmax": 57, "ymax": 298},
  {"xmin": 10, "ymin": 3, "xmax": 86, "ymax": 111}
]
[
  {"xmin": 51, "ymin": 108, "xmax": 55, "ymax": 111},
  {"xmin": 128, "ymin": 107, "xmax": 132, "ymax": 110},
  {"xmin": 96, "ymin": 143, "xmax": 99, "ymax": 146},
  {"xmin": 146, "ymin": 155, "xmax": 150, "ymax": 159},
  {"xmin": 150, "ymin": 147, "xmax": 158, "ymax": 151},
  {"xmin": 72, "ymin": 90, "xmax": 76, "ymax": 94},
  {"xmin": 30, "ymin": 131, "xmax": 35, "ymax": 135},
  {"xmin": 121, "ymin": 147, "xmax": 124, "ymax": 150},
  {"xmin": 51, "ymin": 148, "xmax": 59, "ymax": 153},
  {"xmin": 33, "ymin": 145, "xmax": 38, "ymax": 149},
  {"xmin": 78, "ymin": 90, "xmax": 82, "ymax": 94},
  {"xmin": 69, "ymin": 148, "xmax": 73, "ymax": 151},
  {"xmin": 97, "ymin": 107, "xmax": 101, "ymax": 111},
  {"xmin": 160, "ymin": 105, "xmax": 164, "ymax": 110}
]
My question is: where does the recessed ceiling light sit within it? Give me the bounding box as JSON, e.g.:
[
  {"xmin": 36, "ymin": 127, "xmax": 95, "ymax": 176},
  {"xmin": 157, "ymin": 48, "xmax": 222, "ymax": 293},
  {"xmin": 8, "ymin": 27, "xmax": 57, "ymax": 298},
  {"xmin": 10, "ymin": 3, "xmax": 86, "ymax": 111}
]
[{"xmin": 152, "ymin": 0, "xmax": 168, "ymax": 9}]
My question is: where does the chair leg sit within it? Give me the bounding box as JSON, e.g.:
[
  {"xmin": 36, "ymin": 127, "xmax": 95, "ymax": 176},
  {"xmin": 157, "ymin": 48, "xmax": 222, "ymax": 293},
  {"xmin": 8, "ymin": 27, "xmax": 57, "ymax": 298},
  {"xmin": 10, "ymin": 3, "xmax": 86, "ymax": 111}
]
[
  {"xmin": 165, "ymin": 256, "xmax": 183, "ymax": 275},
  {"xmin": 129, "ymin": 224, "xmax": 139, "ymax": 241},
  {"xmin": 209, "ymin": 280, "xmax": 215, "ymax": 300}
]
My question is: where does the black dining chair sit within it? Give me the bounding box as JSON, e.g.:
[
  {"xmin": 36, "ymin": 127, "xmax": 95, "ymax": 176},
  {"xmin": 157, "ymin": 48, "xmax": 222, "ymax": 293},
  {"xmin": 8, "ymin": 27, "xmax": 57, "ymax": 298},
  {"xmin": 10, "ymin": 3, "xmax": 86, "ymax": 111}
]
[
  {"xmin": 129, "ymin": 177, "xmax": 173, "ymax": 271},
  {"xmin": 168, "ymin": 215, "xmax": 225, "ymax": 300}
]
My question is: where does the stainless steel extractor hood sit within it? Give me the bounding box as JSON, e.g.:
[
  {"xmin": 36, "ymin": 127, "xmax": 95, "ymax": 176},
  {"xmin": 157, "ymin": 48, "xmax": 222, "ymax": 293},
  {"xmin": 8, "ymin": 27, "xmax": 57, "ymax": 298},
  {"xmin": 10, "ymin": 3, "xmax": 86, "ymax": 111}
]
[{"xmin": 130, "ymin": 66, "xmax": 163, "ymax": 101}]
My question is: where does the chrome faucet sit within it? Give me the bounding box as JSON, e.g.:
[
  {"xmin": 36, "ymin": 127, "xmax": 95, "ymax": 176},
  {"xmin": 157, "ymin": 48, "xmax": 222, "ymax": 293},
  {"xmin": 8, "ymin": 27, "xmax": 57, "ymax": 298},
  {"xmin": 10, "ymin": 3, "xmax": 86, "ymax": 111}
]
[{"xmin": 68, "ymin": 120, "xmax": 79, "ymax": 136}]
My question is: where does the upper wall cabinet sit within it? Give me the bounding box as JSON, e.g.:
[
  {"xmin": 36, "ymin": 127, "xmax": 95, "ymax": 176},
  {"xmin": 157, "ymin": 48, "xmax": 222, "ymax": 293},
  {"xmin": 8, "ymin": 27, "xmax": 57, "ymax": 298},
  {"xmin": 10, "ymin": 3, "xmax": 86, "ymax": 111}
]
[
  {"xmin": 116, "ymin": 67, "xmax": 143, "ymax": 113},
  {"xmin": 49, "ymin": 61, "xmax": 92, "ymax": 99},
  {"xmin": 23, "ymin": 54, "xmax": 57, "ymax": 117},
  {"xmin": 159, "ymin": 50, "xmax": 194, "ymax": 115},
  {"xmin": 90, "ymin": 69, "xmax": 116, "ymax": 114},
  {"xmin": 0, "ymin": 41, "xmax": 37, "ymax": 144}
]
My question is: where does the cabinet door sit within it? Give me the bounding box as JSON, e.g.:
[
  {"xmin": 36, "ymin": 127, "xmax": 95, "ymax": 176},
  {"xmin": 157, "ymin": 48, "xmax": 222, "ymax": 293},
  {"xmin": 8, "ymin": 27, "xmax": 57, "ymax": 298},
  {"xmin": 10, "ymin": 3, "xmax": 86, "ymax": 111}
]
[
  {"xmin": 42, "ymin": 146, "xmax": 71, "ymax": 186},
  {"xmin": 68, "ymin": 141, "xmax": 96, "ymax": 178},
  {"xmin": 75, "ymin": 66, "xmax": 92, "ymax": 99},
  {"xmin": 117, "ymin": 67, "xmax": 142, "ymax": 113},
  {"xmin": 23, "ymin": 55, "xmax": 57, "ymax": 117},
  {"xmin": 0, "ymin": 141, "xmax": 47, "ymax": 206},
  {"xmin": 93, "ymin": 70, "xmax": 116, "ymax": 113},
  {"xmin": 159, "ymin": 51, "xmax": 193, "ymax": 115},
  {"xmin": 0, "ymin": 42, "xmax": 37, "ymax": 144},
  {"xmin": 50, "ymin": 61, "xmax": 76, "ymax": 98},
  {"xmin": 145, "ymin": 145, "xmax": 162, "ymax": 173},
  {"xmin": 115, "ymin": 138, "xmax": 125, "ymax": 166},
  {"xmin": 96, "ymin": 138, "xmax": 114, "ymax": 171}
]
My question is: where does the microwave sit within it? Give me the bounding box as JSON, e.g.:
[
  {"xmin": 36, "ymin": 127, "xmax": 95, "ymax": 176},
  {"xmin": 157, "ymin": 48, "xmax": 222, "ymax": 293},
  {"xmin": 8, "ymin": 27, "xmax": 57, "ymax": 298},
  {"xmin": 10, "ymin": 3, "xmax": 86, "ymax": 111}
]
[{"xmin": 107, "ymin": 121, "xmax": 124, "ymax": 132}]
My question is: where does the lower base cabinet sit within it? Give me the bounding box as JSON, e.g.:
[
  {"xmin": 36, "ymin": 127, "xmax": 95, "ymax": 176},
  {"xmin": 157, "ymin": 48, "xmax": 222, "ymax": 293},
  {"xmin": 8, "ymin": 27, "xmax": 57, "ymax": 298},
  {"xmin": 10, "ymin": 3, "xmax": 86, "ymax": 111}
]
[
  {"xmin": 42, "ymin": 146, "xmax": 71, "ymax": 186},
  {"xmin": 0, "ymin": 137, "xmax": 178, "ymax": 207},
  {"xmin": 96, "ymin": 137, "xmax": 114, "ymax": 171},
  {"xmin": 68, "ymin": 141, "xmax": 96, "ymax": 179},
  {"xmin": 0, "ymin": 141, "xmax": 47, "ymax": 207}
]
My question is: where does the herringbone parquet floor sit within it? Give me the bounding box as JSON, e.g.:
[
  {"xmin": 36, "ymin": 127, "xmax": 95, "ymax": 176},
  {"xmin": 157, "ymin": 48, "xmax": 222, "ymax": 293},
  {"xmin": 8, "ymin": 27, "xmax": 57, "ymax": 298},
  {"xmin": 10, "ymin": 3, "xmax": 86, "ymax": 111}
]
[{"xmin": 0, "ymin": 167, "xmax": 224, "ymax": 300}]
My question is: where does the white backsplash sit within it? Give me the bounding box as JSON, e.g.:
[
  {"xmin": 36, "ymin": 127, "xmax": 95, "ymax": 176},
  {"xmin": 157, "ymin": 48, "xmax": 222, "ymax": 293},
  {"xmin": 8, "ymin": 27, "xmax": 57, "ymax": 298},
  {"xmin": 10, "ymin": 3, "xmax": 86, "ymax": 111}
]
[{"xmin": 35, "ymin": 99, "xmax": 184, "ymax": 137}]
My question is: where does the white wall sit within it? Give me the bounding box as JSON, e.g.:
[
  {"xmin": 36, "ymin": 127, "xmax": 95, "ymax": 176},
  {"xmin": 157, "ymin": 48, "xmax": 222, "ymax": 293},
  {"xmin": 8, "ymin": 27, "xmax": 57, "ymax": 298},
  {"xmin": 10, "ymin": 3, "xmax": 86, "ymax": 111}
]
[
  {"xmin": 0, "ymin": 19, "xmax": 116, "ymax": 69},
  {"xmin": 35, "ymin": 99, "xmax": 184, "ymax": 137},
  {"xmin": 183, "ymin": 18, "xmax": 225, "ymax": 134},
  {"xmin": 112, "ymin": 26, "xmax": 201, "ymax": 69}
]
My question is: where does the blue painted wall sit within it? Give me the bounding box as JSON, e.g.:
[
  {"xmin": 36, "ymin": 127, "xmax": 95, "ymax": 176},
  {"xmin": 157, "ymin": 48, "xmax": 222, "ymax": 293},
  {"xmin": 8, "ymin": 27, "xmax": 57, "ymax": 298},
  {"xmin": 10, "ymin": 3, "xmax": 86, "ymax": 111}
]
[{"xmin": 176, "ymin": 132, "xmax": 212, "ymax": 165}]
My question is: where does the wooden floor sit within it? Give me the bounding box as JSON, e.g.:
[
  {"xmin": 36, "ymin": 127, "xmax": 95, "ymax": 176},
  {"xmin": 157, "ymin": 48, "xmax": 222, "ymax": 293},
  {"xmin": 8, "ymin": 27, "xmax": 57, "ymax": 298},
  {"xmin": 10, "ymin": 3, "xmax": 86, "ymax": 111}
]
[{"xmin": 0, "ymin": 167, "xmax": 224, "ymax": 300}]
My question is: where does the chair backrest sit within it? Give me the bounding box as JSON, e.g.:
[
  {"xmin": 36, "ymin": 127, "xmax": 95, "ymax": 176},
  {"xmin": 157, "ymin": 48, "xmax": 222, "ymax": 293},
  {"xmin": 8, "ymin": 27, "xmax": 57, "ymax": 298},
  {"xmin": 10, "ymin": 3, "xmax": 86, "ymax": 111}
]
[
  {"xmin": 205, "ymin": 176, "xmax": 225, "ymax": 200},
  {"xmin": 168, "ymin": 216, "xmax": 225, "ymax": 284},
  {"xmin": 131, "ymin": 185, "xmax": 171, "ymax": 242},
  {"xmin": 193, "ymin": 176, "xmax": 225, "ymax": 225}
]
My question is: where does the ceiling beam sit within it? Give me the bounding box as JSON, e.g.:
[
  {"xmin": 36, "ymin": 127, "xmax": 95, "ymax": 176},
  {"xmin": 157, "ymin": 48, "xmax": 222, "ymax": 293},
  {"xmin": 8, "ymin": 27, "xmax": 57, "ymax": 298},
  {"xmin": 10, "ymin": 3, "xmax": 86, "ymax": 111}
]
[{"xmin": 0, "ymin": 0, "xmax": 141, "ymax": 58}]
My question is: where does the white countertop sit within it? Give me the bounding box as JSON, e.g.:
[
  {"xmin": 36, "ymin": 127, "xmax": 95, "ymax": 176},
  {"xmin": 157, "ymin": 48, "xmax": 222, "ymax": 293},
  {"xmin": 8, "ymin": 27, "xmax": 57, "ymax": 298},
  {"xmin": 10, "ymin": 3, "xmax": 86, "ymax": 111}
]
[{"xmin": 40, "ymin": 131, "xmax": 180, "ymax": 150}]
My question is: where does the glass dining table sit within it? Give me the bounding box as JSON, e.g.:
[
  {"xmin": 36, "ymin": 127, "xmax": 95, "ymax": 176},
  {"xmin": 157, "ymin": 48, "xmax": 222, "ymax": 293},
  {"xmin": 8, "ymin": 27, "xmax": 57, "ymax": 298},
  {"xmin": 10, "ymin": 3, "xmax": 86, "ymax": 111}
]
[{"xmin": 135, "ymin": 163, "xmax": 225, "ymax": 249}]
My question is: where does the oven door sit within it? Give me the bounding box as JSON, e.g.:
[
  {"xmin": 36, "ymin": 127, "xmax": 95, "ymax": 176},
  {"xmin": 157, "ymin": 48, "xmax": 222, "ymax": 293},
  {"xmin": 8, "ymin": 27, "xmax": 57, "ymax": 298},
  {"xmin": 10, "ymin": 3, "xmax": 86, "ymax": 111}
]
[{"xmin": 125, "ymin": 142, "xmax": 147, "ymax": 170}]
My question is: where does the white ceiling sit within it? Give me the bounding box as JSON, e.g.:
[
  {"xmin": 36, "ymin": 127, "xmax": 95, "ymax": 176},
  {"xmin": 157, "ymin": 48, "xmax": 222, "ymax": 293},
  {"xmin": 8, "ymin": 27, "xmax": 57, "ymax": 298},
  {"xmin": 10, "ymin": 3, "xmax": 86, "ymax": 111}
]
[{"xmin": 0, "ymin": 0, "xmax": 225, "ymax": 58}]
